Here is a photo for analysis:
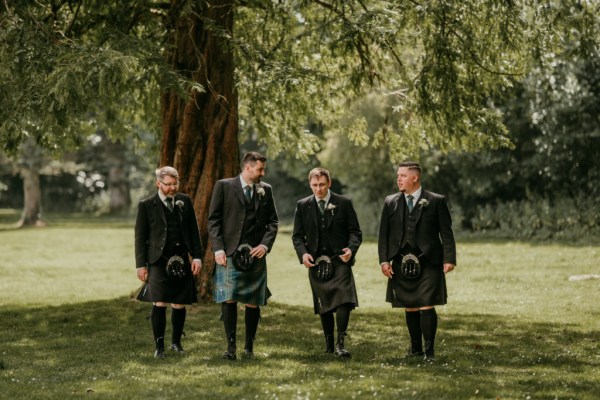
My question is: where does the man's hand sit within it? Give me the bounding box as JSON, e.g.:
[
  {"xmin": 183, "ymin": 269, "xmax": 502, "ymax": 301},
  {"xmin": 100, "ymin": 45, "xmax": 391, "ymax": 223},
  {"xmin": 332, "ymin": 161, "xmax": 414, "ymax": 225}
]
[
  {"xmin": 443, "ymin": 263, "xmax": 455, "ymax": 274},
  {"xmin": 215, "ymin": 252, "xmax": 227, "ymax": 266},
  {"xmin": 302, "ymin": 253, "xmax": 315, "ymax": 268},
  {"xmin": 137, "ymin": 267, "xmax": 148, "ymax": 282},
  {"xmin": 191, "ymin": 259, "xmax": 202, "ymax": 276},
  {"xmin": 340, "ymin": 248, "xmax": 352, "ymax": 263},
  {"xmin": 381, "ymin": 262, "xmax": 393, "ymax": 279},
  {"xmin": 250, "ymin": 245, "xmax": 267, "ymax": 259}
]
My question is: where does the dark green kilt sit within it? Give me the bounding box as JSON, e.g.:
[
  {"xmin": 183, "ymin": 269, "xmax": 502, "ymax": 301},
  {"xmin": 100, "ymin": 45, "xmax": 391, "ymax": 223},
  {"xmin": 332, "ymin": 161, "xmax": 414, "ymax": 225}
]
[
  {"xmin": 137, "ymin": 259, "xmax": 198, "ymax": 305},
  {"xmin": 386, "ymin": 257, "xmax": 447, "ymax": 308},
  {"xmin": 213, "ymin": 256, "xmax": 271, "ymax": 306},
  {"xmin": 309, "ymin": 260, "xmax": 358, "ymax": 315}
]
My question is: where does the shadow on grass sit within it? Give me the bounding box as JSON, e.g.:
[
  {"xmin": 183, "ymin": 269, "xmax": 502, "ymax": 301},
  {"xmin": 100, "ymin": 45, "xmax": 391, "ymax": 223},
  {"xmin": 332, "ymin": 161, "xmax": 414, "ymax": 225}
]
[{"xmin": 1, "ymin": 299, "xmax": 599, "ymax": 399}]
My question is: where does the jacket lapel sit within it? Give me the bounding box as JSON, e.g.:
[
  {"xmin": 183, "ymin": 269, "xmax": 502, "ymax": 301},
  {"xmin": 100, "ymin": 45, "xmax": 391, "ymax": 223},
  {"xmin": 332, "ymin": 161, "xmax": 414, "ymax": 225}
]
[
  {"xmin": 153, "ymin": 194, "xmax": 167, "ymax": 225},
  {"xmin": 413, "ymin": 191, "xmax": 429, "ymax": 225},
  {"xmin": 326, "ymin": 193, "xmax": 337, "ymax": 229},
  {"xmin": 254, "ymin": 183, "xmax": 261, "ymax": 210},
  {"xmin": 234, "ymin": 175, "xmax": 245, "ymax": 206},
  {"xmin": 308, "ymin": 195, "xmax": 318, "ymax": 232}
]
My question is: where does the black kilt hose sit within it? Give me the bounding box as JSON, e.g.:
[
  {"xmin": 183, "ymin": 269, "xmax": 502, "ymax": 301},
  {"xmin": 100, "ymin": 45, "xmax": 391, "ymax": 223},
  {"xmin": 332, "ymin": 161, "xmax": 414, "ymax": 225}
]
[
  {"xmin": 386, "ymin": 255, "xmax": 447, "ymax": 308},
  {"xmin": 137, "ymin": 258, "xmax": 198, "ymax": 305},
  {"xmin": 309, "ymin": 260, "xmax": 358, "ymax": 314}
]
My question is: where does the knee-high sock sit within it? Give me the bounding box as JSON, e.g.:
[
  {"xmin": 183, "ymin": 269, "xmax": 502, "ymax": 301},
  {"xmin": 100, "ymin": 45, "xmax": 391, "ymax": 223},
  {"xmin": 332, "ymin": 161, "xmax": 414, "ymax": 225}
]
[
  {"xmin": 320, "ymin": 311, "xmax": 335, "ymax": 336},
  {"xmin": 171, "ymin": 307, "xmax": 186, "ymax": 345},
  {"xmin": 405, "ymin": 310, "xmax": 423, "ymax": 352},
  {"xmin": 335, "ymin": 303, "xmax": 352, "ymax": 334},
  {"xmin": 420, "ymin": 308, "xmax": 438, "ymax": 355},
  {"xmin": 222, "ymin": 302, "xmax": 238, "ymax": 341},
  {"xmin": 151, "ymin": 305, "xmax": 167, "ymax": 348},
  {"xmin": 245, "ymin": 307, "xmax": 260, "ymax": 340}
]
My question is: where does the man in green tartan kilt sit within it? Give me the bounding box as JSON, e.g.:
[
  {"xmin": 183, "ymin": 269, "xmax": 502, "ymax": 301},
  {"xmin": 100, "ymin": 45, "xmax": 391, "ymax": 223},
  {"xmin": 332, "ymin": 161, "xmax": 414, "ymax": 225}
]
[{"xmin": 208, "ymin": 152, "xmax": 279, "ymax": 359}]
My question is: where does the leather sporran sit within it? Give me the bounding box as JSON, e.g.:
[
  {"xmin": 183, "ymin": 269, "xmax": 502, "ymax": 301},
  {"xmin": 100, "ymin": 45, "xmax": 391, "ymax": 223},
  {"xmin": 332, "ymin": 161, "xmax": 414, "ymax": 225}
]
[
  {"xmin": 398, "ymin": 253, "xmax": 421, "ymax": 280},
  {"xmin": 311, "ymin": 255, "xmax": 335, "ymax": 281},
  {"xmin": 232, "ymin": 244, "xmax": 255, "ymax": 272},
  {"xmin": 166, "ymin": 255, "xmax": 187, "ymax": 279}
]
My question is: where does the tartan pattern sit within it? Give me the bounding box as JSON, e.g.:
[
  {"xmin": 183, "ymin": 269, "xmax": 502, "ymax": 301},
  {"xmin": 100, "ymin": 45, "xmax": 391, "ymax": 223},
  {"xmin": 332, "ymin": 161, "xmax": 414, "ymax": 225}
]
[{"xmin": 213, "ymin": 256, "xmax": 271, "ymax": 306}]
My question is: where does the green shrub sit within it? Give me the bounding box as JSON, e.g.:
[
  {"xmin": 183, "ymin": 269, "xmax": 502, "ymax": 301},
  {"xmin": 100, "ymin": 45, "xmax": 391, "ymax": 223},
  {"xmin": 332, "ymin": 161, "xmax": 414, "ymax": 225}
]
[{"xmin": 466, "ymin": 195, "xmax": 600, "ymax": 243}]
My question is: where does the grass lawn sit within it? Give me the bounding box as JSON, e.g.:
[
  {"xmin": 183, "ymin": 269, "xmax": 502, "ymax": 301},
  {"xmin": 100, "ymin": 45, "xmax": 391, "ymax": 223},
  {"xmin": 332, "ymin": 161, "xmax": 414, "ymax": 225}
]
[{"xmin": 0, "ymin": 213, "xmax": 599, "ymax": 399}]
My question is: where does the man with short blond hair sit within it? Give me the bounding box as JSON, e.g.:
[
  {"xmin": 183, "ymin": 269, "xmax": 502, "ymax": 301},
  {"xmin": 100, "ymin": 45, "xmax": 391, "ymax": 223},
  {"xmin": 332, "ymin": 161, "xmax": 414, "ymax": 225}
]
[{"xmin": 293, "ymin": 167, "xmax": 362, "ymax": 358}]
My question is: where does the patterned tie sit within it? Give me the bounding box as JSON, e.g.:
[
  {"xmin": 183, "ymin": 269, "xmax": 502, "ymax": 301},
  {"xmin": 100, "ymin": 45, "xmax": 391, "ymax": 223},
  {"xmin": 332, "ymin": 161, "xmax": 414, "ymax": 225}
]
[
  {"xmin": 244, "ymin": 185, "xmax": 252, "ymax": 203},
  {"xmin": 318, "ymin": 199, "xmax": 326, "ymax": 214},
  {"xmin": 166, "ymin": 197, "xmax": 174, "ymax": 212},
  {"xmin": 407, "ymin": 194, "xmax": 414, "ymax": 213}
]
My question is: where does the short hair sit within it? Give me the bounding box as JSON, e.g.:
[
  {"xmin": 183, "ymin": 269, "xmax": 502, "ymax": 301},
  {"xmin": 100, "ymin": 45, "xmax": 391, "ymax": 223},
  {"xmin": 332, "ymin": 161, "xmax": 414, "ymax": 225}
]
[
  {"xmin": 155, "ymin": 166, "xmax": 179, "ymax": 181},
  {"xmin": 398, "ymin": 161, "xmax": 421, "ymax": 175},
  {"xmin": 308, "ymin": 167, "xmax": 331, "ymax": 182},
  {"xmin": 242, "ymin": 151, "xmax": 267, "ymax": 166}
]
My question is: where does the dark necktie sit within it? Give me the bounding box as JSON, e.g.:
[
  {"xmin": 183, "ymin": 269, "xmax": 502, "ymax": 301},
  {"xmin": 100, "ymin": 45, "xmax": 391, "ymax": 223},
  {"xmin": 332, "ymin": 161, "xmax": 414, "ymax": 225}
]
[
  {"xmin": 244, "ymin": 185, "xmax": 252, "ymax": 203},
  {"xmin": 166, "ymin": 197, "xmax": 174, "ymax": 212},
  {"xmin": 318, "ymin": 199, "xmax": 326, "ymax": 214},
  {"xmin": 407, "ymin": 194, "xmax": 414, "ymax": 213}
]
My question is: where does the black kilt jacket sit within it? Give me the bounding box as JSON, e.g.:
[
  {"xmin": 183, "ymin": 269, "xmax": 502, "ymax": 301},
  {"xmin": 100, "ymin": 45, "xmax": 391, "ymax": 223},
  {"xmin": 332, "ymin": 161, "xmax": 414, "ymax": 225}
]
[
  {"xmin": 134, "ymin": 193, "xmax": 203, "ymax": 304},
  {"xmin": 292, "ymin": 192, "xmax": 362, "ymax": 314},
  {"xmin": 377, "ymin": 189, "xmax": 456, "ymax": 307}
]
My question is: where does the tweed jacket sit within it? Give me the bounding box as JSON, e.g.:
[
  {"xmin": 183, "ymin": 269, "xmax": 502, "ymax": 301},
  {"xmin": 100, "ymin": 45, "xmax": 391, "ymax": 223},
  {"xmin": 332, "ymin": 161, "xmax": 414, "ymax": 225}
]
[{"xmin": 207, "ymin": 176, "xmax": 279, "ymax": 256}]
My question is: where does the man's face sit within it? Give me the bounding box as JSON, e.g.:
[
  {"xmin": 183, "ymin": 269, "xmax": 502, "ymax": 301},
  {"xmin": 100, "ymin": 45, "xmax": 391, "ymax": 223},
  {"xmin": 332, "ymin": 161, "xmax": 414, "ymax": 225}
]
[
  {"xmin": 245, "ymin": 161, "xmax": 266, "ymax": 183},
  {"xmin": 310, "ymin": 175, "xmax": 331, "ymax": 199},
  {"xmin": 396, "ymin": 167, "xmax": 419, "ymax": 193},
  {"xmin": 157, "ymin": 175, "xmax": 179, "ymax": 197}
]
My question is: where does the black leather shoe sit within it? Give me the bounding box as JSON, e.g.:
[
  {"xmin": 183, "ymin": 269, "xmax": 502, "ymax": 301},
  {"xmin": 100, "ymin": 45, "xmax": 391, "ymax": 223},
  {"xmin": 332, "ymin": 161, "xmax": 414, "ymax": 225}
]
[
  {"xmin": 334, "ymin": 344, "xmax": 351, "ymax": 359},
  {"xmin": 154, "ymin": 348, "xmax": 166, "ymax": 359},
  {"xmin": 170, "ymin": 343, "xmax": 185, "ymax": 353},
  {"xmin": 222, "ymin": 351, "xmax": 237, "ymax": 360}
]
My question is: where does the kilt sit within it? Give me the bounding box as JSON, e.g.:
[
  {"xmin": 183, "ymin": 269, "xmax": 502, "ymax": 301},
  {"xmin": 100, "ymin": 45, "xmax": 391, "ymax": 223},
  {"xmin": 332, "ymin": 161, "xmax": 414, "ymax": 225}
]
[
  {"xmin": 386, "ymin": 257, "xmax": 447, "ymax": 308},
  {"xmin": 137, "ymin": 258, "xmax": 198, "ymax": 305},
  {"xmin": 309, "ymin": 260, "xmax": 358, "ymax": 315},
  {"xmin": 213, "ymin": 256, "xmax": 271, "ymax": 306}
]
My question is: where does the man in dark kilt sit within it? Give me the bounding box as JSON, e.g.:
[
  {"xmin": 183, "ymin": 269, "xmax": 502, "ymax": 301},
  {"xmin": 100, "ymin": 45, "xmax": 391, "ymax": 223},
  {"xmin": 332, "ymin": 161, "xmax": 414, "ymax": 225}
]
[
  {"xmin": 378, "ymin": 162, "xmax": 456, "ymax": 361},
  {"xmin": 135, "ymin": 166, "xmax": 203, "ymax": 358},
  {"xmin": 208, "ymin": 152, "xmax": 279, "ymax": 359},
  {"xmin": 292, "ymin": 168, "xmax": 362, "ymax": 358}
]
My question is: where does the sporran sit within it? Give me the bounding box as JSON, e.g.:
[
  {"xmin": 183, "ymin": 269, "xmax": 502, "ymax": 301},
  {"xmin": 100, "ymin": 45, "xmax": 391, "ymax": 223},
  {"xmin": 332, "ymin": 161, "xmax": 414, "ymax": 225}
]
[
  {"xmin": 311, "ymin": 255, "xmax": 335, "ymax": 281},
  {"xmin": 232, "ymin": 244, "xmax": 255, "ymax": 272},
  {"xmin": 166, "ymin": 255, "xmax": 187, "ymax": 279}
]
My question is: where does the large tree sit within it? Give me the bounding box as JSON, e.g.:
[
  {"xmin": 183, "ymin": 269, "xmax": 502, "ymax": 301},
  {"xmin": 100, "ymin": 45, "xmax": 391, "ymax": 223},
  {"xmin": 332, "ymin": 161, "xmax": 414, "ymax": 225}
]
[{"xmin": 2, "ymin": 0, "xmax": 597, "ymax": 295}]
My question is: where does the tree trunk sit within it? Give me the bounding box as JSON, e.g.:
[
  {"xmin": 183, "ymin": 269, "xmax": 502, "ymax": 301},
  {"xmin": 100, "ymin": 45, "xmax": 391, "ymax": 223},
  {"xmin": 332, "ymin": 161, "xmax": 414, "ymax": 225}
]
[
  {"xmin": 105, "ymin": 139, "xmax": 131, "ymax": 215},
  {"xmin": 161, "ymin": 0, "xmax": 239, "ymax": 299},
  {"xmin": 16, "ymin": 138, "xmax": 45, "ymax": 228}
]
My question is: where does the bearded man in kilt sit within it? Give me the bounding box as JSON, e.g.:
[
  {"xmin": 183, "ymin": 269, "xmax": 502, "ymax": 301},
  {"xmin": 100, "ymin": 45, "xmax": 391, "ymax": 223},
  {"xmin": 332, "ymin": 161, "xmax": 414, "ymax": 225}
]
[
  {"xmin": 208, "ymin": 152, "xmax": 279, "ymax": 359},
  {"xmin": 378, "ymin": 162, "xmax": 456, "ymax": 362},
  {"xmin": 135, "ymin": 166, "xmax": 203, "ymax": 358},
  {"xmin": 292, "ymin": 168, "xmax": 362, "ymax": 358}
]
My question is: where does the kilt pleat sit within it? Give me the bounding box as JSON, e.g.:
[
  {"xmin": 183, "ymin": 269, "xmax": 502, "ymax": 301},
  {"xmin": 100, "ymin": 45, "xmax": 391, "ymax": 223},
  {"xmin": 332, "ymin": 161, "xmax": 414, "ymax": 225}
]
[
  {"xmin": 309, "ymin": 261, "xmax": 358, "ymax": 315},
  {"xmin": 213, "ymin": 256, "xmax": 270, "ymax": 306}
]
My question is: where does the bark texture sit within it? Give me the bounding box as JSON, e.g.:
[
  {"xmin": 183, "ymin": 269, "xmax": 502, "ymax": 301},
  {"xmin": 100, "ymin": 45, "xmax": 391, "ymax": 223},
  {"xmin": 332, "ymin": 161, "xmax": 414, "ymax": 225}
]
[{"xmin": 160, "ymin": 0, "xmax": 239, "ymax": 299}]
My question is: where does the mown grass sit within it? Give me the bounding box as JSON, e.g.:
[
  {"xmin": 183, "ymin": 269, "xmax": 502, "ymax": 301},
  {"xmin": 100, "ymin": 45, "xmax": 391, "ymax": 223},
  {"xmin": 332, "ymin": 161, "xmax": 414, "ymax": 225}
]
[{"xmin": 1, "ymin": 212, "xmax": 599, "ymax": 399}]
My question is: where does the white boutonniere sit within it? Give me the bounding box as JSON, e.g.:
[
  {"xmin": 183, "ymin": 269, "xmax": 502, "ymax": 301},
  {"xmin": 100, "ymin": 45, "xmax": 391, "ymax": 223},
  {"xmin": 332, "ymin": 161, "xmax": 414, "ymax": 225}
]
[
  {"xmin": 326, "ymin": 203, "xmax": 337, "ymax": 215},
  {"xmin": 418, "ymin": 198, "xmax": 429, "ymax": 209},
  {"xmin": 256, "ymin": 187, "xmax": 265, "ymax": 198}
]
